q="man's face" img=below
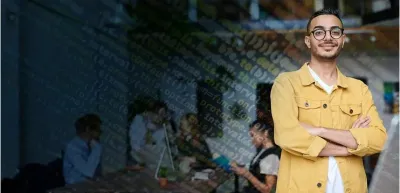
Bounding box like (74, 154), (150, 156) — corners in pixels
(89, 123), (102, 141)
(305, 15), (346, 60)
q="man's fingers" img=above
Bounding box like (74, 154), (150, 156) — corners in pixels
(352, 117), (362, 128)
(352, 117), (367, 128)
(360, 116), (370, 123)
(358, 116), (371, 127)
(351, 120), (358, 128)
(359, 118), (371, 128)
(352, 116), (371, 128)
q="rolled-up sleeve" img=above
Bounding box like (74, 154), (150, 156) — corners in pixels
(271, 74), (327, 161)
(348, 84), (387, 156)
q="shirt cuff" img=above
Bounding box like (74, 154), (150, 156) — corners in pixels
(347, 128), (368, 155)
(304, 136), (327, 160)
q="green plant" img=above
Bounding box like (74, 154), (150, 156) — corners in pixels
(230, 102), (247, 120)
(159, 166), (168, 178)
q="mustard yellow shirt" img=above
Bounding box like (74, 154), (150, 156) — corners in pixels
(271, 63), (387, 193)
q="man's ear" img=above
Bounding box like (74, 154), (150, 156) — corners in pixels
(342, 34), (346, 48)
(304, 36), (311, 49)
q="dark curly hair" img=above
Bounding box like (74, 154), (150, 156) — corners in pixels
(306, 8), (343, 33)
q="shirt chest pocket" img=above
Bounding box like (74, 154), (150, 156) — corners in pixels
(339, 104), (362, 129)
(295, 97), (321, 126)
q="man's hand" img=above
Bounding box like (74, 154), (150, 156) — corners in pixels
(89, 129), (101, 141)
(89, 139), (100, 149)
(352, 116), (371, 128)
(300, 122), (323, 136)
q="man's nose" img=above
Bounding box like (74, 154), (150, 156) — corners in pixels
(324, 31), (332, 40)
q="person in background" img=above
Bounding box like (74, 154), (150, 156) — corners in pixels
(63, 114), (103, 184)
(175, 113), (213, 173)
(230, 120), (280, 193)
(270, 8), (387, 193)
(129, 100), (177, 169)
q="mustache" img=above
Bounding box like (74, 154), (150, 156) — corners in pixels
(318, 42), (338, 46)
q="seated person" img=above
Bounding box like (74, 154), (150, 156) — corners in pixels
(63, 114), (103, 184)
(230, 120), (280, 193)
(129, 101), (177, 170)
(175, 113), (214, 172)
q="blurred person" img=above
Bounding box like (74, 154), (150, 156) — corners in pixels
(128, 100), (177, 170)
(270, 8), (387, 193)
(230, 120), (280, 193)
(175, 113), (213, 173)
(63, 114), (103, 184)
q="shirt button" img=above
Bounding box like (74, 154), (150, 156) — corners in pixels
(317, 182), (322, 188)
(350, 109), (353, 114)
(323, 104), (327, 108)
(305, 102), (309, 107)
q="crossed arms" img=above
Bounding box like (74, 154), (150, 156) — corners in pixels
(270, 76), (387, 161)
(300, 117), (370, 157)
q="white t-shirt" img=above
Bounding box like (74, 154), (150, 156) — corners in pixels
(252, 148), (280, 175)
(308, 65), (344, 193)
(129, 114), (177, 170)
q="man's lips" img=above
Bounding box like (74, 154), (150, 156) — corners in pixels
(319, 44), (337, 48)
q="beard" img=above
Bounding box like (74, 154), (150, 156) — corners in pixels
(312, 41), (342, 60)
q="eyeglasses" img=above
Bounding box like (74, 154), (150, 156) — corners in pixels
(310, 27), (344, 40)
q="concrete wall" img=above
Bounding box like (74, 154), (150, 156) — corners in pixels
(1, 0), (21, 178)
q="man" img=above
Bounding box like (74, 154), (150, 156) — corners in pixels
(63, 114), (103, 184)
(270, 8), (387, 193)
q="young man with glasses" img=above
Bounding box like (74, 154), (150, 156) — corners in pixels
(270, 8), (387, 193)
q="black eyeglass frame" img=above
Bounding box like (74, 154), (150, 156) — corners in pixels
(309, 27), (344, 40)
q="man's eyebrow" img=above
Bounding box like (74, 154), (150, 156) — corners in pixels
(313, 25), (324, 29)
(313, 25), (341, 30)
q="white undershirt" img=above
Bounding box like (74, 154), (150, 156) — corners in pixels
(251, 148), (280, 175)
(308, 65), (344, 193)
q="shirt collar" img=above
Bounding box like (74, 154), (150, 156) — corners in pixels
(299, 62), (348, 88)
